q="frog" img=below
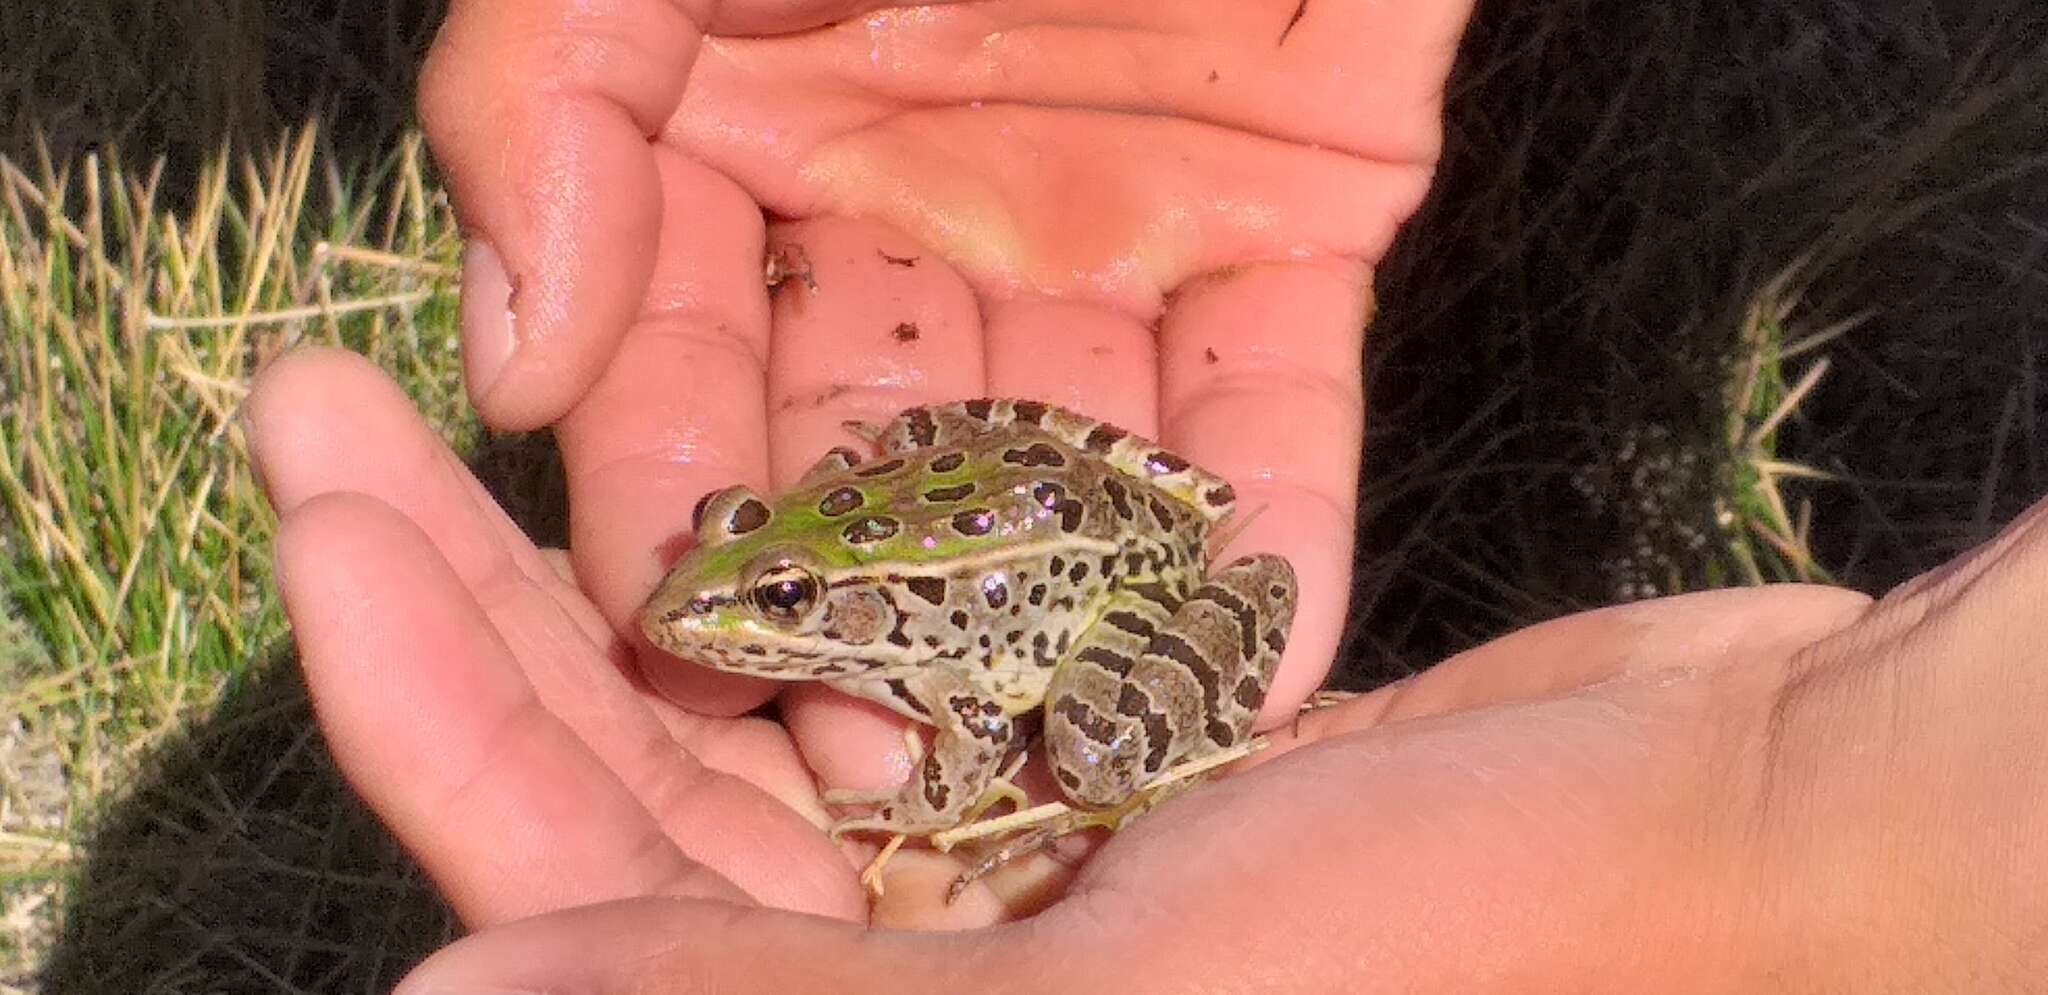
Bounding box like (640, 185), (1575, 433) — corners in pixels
(638, 398), (1296, 891)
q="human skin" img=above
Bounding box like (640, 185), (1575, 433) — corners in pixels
(413, 0), (1469, 803)
(255, 0), (2048, 988)
(255, 354), (2048, 989)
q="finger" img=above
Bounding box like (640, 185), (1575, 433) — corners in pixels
(553, 145), (778, 716)
(249, 348), (581, 634)
(763, 216), (988, 793)
(276, 492), (745, 924)
(761, 215), (987, 475)
(1157, 257), (1373, 725)
(1270, 585), (1875, 752)
(983, 298), (1161, 429)
(420, 0), (701, 428)
(395, 896), (1043, 995)
(251, 351), (865, 919)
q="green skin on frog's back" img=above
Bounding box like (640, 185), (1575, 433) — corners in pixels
(639, 398), (1296, 841)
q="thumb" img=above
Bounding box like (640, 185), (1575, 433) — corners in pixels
(394, 897), (1021, 994)
(1283, 584), (1873, 746)
(420, 0), (698, 428)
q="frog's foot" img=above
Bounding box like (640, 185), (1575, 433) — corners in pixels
(840, 418), (886, 446)
(957, 750), (1033, 823)
(857, 833), (908, 898)
(828, 804), (963, 841)
(821, 726), (929, 812)
(943, 803), (1134, 904)
(822, 787), (898, 809)
(1301, 689), (1359, 712)
(962, 776), (1031, 822)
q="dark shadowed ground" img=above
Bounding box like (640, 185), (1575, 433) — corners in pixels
(11, 0), (2047, 989)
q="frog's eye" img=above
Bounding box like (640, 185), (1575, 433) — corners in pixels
(750, 562), (820, 624)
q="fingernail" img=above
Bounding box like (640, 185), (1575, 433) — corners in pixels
(460, 239), (517, 402)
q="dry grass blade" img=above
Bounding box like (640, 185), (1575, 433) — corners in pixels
(0, 121), (473, 987)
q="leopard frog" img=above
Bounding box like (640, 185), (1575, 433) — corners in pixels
(639, 399), (1296, 870)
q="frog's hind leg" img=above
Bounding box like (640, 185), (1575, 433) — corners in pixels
(1044, 554), (1297, 816)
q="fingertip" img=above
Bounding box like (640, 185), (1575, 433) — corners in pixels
(459, 106), (661, 430)
(421, 0), (692, 431)
(247, 348), (411, 511)
(273, 489), (411, 598)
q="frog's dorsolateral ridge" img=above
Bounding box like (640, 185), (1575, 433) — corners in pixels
(639, 399), (1296, 896)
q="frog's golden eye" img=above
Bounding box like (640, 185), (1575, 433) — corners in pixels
(751, 562), (820, 624)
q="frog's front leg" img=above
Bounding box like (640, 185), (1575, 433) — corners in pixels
(827, 670), (1016, 839)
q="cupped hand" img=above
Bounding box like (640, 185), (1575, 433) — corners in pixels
(391, 488), (2048, 991)
(419, 0), (1472, 799)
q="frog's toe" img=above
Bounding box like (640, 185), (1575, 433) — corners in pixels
(822, 787), (898, 808)
(830, 808), (956, 840)
(840, 418), (885, 445)
(858, 833), (907, 898)
(963, 777), (1032, 822)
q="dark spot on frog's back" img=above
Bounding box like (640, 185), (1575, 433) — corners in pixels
(905, 408), (938, 446)
(1144, 450), (1189, 476)
(1147, 495), (1177, 529)
(842, 515), (900, 544)
(1102, 477), (1133, 519)
(818, 486), (863, 517)
(928, 451), (966, 474)
(729, 499), (771, 535)
(922, 482), (976, 503)
(952, 508), (996, 536)
(963, 399), (995, 420)
(1083, 424), (1127, 453)
(1011, 400), (1048, 425)
(854, 458), (906, 478)
(1003, 443), (1065, 468)
(981, 576), (1009, 609)
(1204, 483), (1236, 507)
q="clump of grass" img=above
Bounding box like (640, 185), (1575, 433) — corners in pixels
(0, 122), (468, 982)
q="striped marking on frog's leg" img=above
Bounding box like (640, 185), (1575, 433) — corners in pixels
(873, 399), (1240, 522)
(1044, 553), (1297, 812)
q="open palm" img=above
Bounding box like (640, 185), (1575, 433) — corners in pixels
(264, 0), (1471, 934)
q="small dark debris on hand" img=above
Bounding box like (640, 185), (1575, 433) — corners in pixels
(893, 322), (921, 343)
